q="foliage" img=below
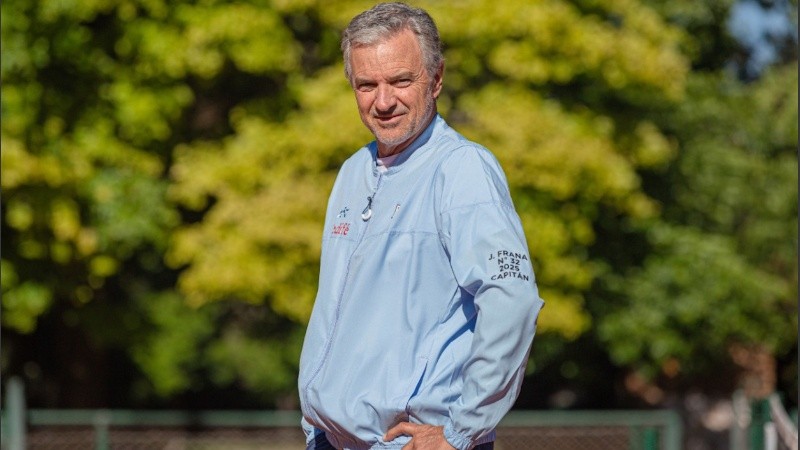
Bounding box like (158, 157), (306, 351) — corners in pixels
(1, 0), (795, 407)
(1, 0), (181, 333)
(597, 64), (798, 380)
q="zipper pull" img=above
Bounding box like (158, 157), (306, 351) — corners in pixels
(361, 196), (373, 221)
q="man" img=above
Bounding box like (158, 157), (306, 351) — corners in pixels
(298, 3), (544, 449)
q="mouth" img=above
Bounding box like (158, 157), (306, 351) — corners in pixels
(374, 114), (404, 125)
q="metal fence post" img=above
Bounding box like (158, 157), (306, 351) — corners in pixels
(94, 410), (111, 450)
(5, 377), (27, 450)
(642, 427), (659, 450)
(732, 390), (751, 450)
(662, 409), (683, 450)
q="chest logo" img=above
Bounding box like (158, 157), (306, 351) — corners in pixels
(337, 207), (350, 218)
(332, 222), (350, 236)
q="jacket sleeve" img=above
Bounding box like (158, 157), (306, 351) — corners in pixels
(436, 147), (544, 450)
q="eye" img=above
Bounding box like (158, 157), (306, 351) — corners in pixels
(357, 82), (376, 92)
(394, 79), (412, 87)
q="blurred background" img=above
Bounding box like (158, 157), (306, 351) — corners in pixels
(1, 0), (797, 449)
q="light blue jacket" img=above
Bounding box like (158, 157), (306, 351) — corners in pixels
(299, 115), (544, 450)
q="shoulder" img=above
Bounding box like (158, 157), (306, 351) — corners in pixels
(432, 119), (504, 175)
(433, 129), (512, 211)
(331, 144), (374, 187)
(340, 143), (375, 171)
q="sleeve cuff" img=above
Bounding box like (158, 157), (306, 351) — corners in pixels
(443, 421), (474, 450)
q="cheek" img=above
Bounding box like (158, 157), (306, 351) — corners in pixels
(403, 88), (429, 108)
(355, 94), (374, 113)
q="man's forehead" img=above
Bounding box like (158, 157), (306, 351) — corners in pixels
(351, 36), (423, 72)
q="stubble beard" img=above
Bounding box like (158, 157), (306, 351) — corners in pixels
(371, 87), (437, 153)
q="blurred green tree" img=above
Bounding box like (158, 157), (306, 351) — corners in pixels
(596, 64), (798, 400)
(1, 0), (187, 405)
(587, 0), (798, 404)
(2, 0), (794, 409)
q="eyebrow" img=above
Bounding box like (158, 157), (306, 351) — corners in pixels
(387, 71), (415, 82)
(353, 76), (375, 85)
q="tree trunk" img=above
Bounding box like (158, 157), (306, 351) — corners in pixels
(728, 343), (776, 399)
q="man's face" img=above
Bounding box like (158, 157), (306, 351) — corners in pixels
(349, 29), (443, 157)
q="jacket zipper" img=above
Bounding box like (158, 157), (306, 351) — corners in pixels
(303, 172), (384, 396)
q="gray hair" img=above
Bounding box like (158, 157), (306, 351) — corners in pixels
(341, 2), (444, 82)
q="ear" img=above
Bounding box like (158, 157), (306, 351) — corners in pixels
(431, 63), (444, 99)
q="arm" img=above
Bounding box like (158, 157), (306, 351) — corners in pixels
(438, 149), (544, 449)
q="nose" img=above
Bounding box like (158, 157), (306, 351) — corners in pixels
(374, 84), (396, 112)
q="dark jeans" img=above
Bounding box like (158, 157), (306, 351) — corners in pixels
(310, 433), (494, 450)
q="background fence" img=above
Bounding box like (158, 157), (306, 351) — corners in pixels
(1, 375), (680, 450)
(3, 409), (681, 450)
